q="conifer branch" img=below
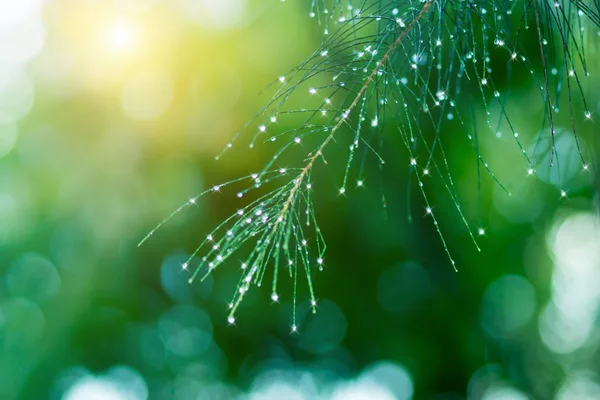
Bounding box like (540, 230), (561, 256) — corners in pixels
(278, 0), (434, 221)
(141, 0), (599, 330)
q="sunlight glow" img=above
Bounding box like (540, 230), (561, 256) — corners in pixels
(103, 19), (138, 54)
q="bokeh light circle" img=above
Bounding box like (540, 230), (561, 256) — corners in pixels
(0, 114), (18, 159)
(361, 361), (414, 400)
(158, 305), (213, 360)
(297, 299), (347, 354)
(6, 252), (61, 304)
(480, 274), (536, 339)
(0, 68), (35, 121)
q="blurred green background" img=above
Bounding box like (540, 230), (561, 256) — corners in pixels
(1, 0), (600, 399)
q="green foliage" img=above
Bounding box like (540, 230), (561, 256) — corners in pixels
(142, 0), (599, 329)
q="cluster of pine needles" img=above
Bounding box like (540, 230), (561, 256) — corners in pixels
(140, 0), (599, 331)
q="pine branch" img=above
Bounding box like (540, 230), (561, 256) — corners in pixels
(278, 0), (434, 222)
(141, 0), (599, 330)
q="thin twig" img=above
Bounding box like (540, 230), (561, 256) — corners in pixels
(277, 0), (434, 219)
